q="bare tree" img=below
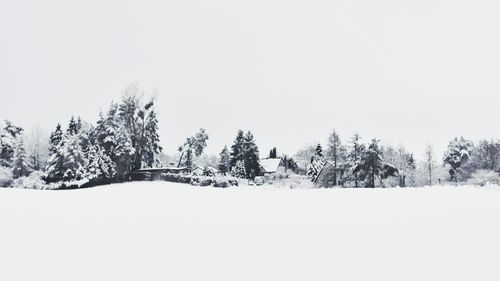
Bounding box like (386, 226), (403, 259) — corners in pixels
(425, 144), (436, 186)
(25, 125), (49, 171)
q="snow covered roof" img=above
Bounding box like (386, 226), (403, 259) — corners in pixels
(260, 158), (283, 173)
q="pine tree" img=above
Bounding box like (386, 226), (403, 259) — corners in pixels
(218, 146), (231, 175)
(315, 144), (323, 158)
(347, 133), (365, 187)
(12, 138), (32, 179)
(231, 160), (247, 178)
(269, 147), (277, 158)
(443, 137), (473, 182)
(67, 116), (79, 135)
(46, 134), (86, 182)
(61, 134), (86, 181)
(49, 124), (63, 154)
(95, 103), (135, 179)
(85, 145), (116, 183)
(353, 139), (385, 188)
(230, 130), (245, 168)
(0, 120), (24, 167)
(242, 131), (260, 178)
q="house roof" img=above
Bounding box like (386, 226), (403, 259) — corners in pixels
(260, 158), (282, 173)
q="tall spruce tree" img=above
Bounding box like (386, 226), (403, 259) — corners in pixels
(353, 139), (385, 188)
(242, 131), (260, 178)
(49, 124), (63, 154)
(230, 130), (245, 168)
(12, 138), (32, 179)
(347, 133), (365, 187)
(218, 146), (231, 175)
(67, 116), (79, 135)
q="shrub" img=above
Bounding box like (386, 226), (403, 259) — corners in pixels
(468, 170), (500, 187)
(10, 171), (49, 189)
(0, 166), (13, 187)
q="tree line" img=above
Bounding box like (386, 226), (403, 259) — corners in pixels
(300, 130), (500, 187)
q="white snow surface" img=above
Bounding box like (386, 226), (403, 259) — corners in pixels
(1, 182), (499, 281)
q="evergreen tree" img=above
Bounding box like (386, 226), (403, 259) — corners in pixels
(218, 146), (231, 175)
(118, 85), (163, 171)
(315, 144), (323, 158)
(67, 116), (79, 135)
(443, 137), (473, 182)
(353, 139), (385, 188)
(469, 139), (499, 171)
(61, 134), (86, 181)
(0, 120), (24, 167)
(49, 124), (63, 154)
(12, 138), (32, 179)
(230, 130), (245, 168)
(242, 131), (260, 178)
(231, 160), (247, 178)
(46, 134), (86, 182)
(95, 103), (135, 179)
(287, 157), (298, 172)
(85, 145), (116, 184)
(346, 133), (365, 187)
(269, 147), (277, 158)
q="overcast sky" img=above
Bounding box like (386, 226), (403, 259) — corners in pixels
(1, 0), (499, 160)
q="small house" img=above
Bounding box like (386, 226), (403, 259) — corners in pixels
(259, 158), (286, 175)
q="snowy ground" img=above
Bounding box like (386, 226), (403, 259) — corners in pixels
(1, 182), (499, 281)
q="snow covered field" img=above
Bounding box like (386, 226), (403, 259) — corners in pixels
(1, 182), (499, 281)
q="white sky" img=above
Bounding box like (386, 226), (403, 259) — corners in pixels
(1, 0), (499, 160)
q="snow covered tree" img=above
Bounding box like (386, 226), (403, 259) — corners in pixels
(424, 144), (436, 186)
(49, 124), (63, 154)
(231, 160), (246, 178)
(286, 157), (298, 172)
(396, 148), (416, 187)
(230, 130), (245, 168)
(242, 131), (260, 178)
(443, 137), (474, 182)
(25, 126), (49, 171)
(326, 130), (347, 186)
(67, 116), (80, 136)
(119, 84), (163, 171)
(84, 145), (116, 184)
(346, 133), (365, 187)
(94, 103), (135, 179)
(352, 139), (396, 188)
(12, 138), (32, 179)
(46, 134), (86, 182)
(469, 139), (499, 172)
(315, 144), (323, 158)
(177, 128), (209, 169)
(0, 120), (24, 167)
(218, 146), (231, 175)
